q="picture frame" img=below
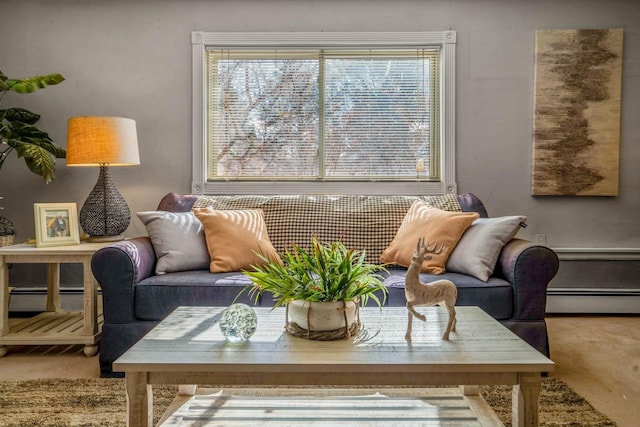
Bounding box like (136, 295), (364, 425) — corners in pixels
(34, 203), (80, 247)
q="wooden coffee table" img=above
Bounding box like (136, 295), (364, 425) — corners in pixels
(114, 306), (554, 427)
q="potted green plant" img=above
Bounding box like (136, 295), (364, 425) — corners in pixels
(0, 70), (66, 244)
(243, 237), (388, 340)
(0, 198), (15, 246)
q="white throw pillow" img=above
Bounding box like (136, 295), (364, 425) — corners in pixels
(446, 216), (526, 282)
(137, 211), (210, 274)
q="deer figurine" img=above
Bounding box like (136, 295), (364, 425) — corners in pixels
(405, 237), (458, 341)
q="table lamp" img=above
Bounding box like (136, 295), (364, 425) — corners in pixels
(66, 116), (140, 242)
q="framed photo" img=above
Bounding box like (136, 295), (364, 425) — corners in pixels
(34, 203), (80, 247)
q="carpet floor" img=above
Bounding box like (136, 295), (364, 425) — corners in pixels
(0, 377), (615, 427)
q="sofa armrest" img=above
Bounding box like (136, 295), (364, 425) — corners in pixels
(498, 238), (559, 321)
(91, 237), (156, 323)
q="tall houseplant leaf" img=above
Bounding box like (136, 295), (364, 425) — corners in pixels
(0, 69), (66, 183)
(3, 73), (65, 93)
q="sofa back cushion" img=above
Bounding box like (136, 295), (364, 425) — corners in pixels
(190, 194), (462, 263)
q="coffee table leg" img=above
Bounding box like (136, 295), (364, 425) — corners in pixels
(461, 385), (480, 396)
(512, 372), (541, 427)
(125, 372), (153, 427)
(179, 384), (197, 395)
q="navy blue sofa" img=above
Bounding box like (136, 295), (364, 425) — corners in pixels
(92, 192), (559, 377)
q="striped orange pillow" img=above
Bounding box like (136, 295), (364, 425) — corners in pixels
(193, 208), (282, 273)
(380, 201), (478, 274)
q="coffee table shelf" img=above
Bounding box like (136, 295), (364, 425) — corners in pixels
(158, 387), (504, 426)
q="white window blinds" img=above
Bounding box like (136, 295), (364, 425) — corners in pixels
(206, 48), (440, 182)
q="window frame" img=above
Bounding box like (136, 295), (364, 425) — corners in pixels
(192, 31), (457, 195)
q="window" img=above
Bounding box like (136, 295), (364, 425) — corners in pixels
(192, 32), (457, 195)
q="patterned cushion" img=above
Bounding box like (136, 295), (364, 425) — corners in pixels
(193, 194), (461, 264)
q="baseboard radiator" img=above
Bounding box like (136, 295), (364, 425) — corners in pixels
(8, 287), (87, 313)
(546, 247), (640, 314)
(8, 247), (640, 315)
(546, 288), (640, 314)
(9, 290), (640, 316)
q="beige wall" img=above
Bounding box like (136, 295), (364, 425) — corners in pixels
(1, 0), (639, 255)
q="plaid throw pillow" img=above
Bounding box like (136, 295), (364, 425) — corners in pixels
(193, 194), (461, 263)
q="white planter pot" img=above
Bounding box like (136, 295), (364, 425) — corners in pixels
(288, 300), (358, 332)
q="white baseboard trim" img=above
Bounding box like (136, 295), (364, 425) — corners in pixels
(546, 288), (640, 314)
(553, 247), (640, 260)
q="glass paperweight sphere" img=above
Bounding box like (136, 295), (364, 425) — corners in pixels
(219, 303), (257, 342)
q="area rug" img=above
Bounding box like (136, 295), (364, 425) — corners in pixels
(0, 377), (615, 426)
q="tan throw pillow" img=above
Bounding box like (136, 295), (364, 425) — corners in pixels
(193, 208), (282, 273)
(380, 201), (479, 274)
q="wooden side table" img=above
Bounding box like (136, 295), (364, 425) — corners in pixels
(0, 242), (110, 357)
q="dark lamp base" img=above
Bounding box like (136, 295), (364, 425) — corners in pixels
(79, 165), (131, 239)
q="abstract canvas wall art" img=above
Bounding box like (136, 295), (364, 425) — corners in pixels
(532, 29), (623, 196)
